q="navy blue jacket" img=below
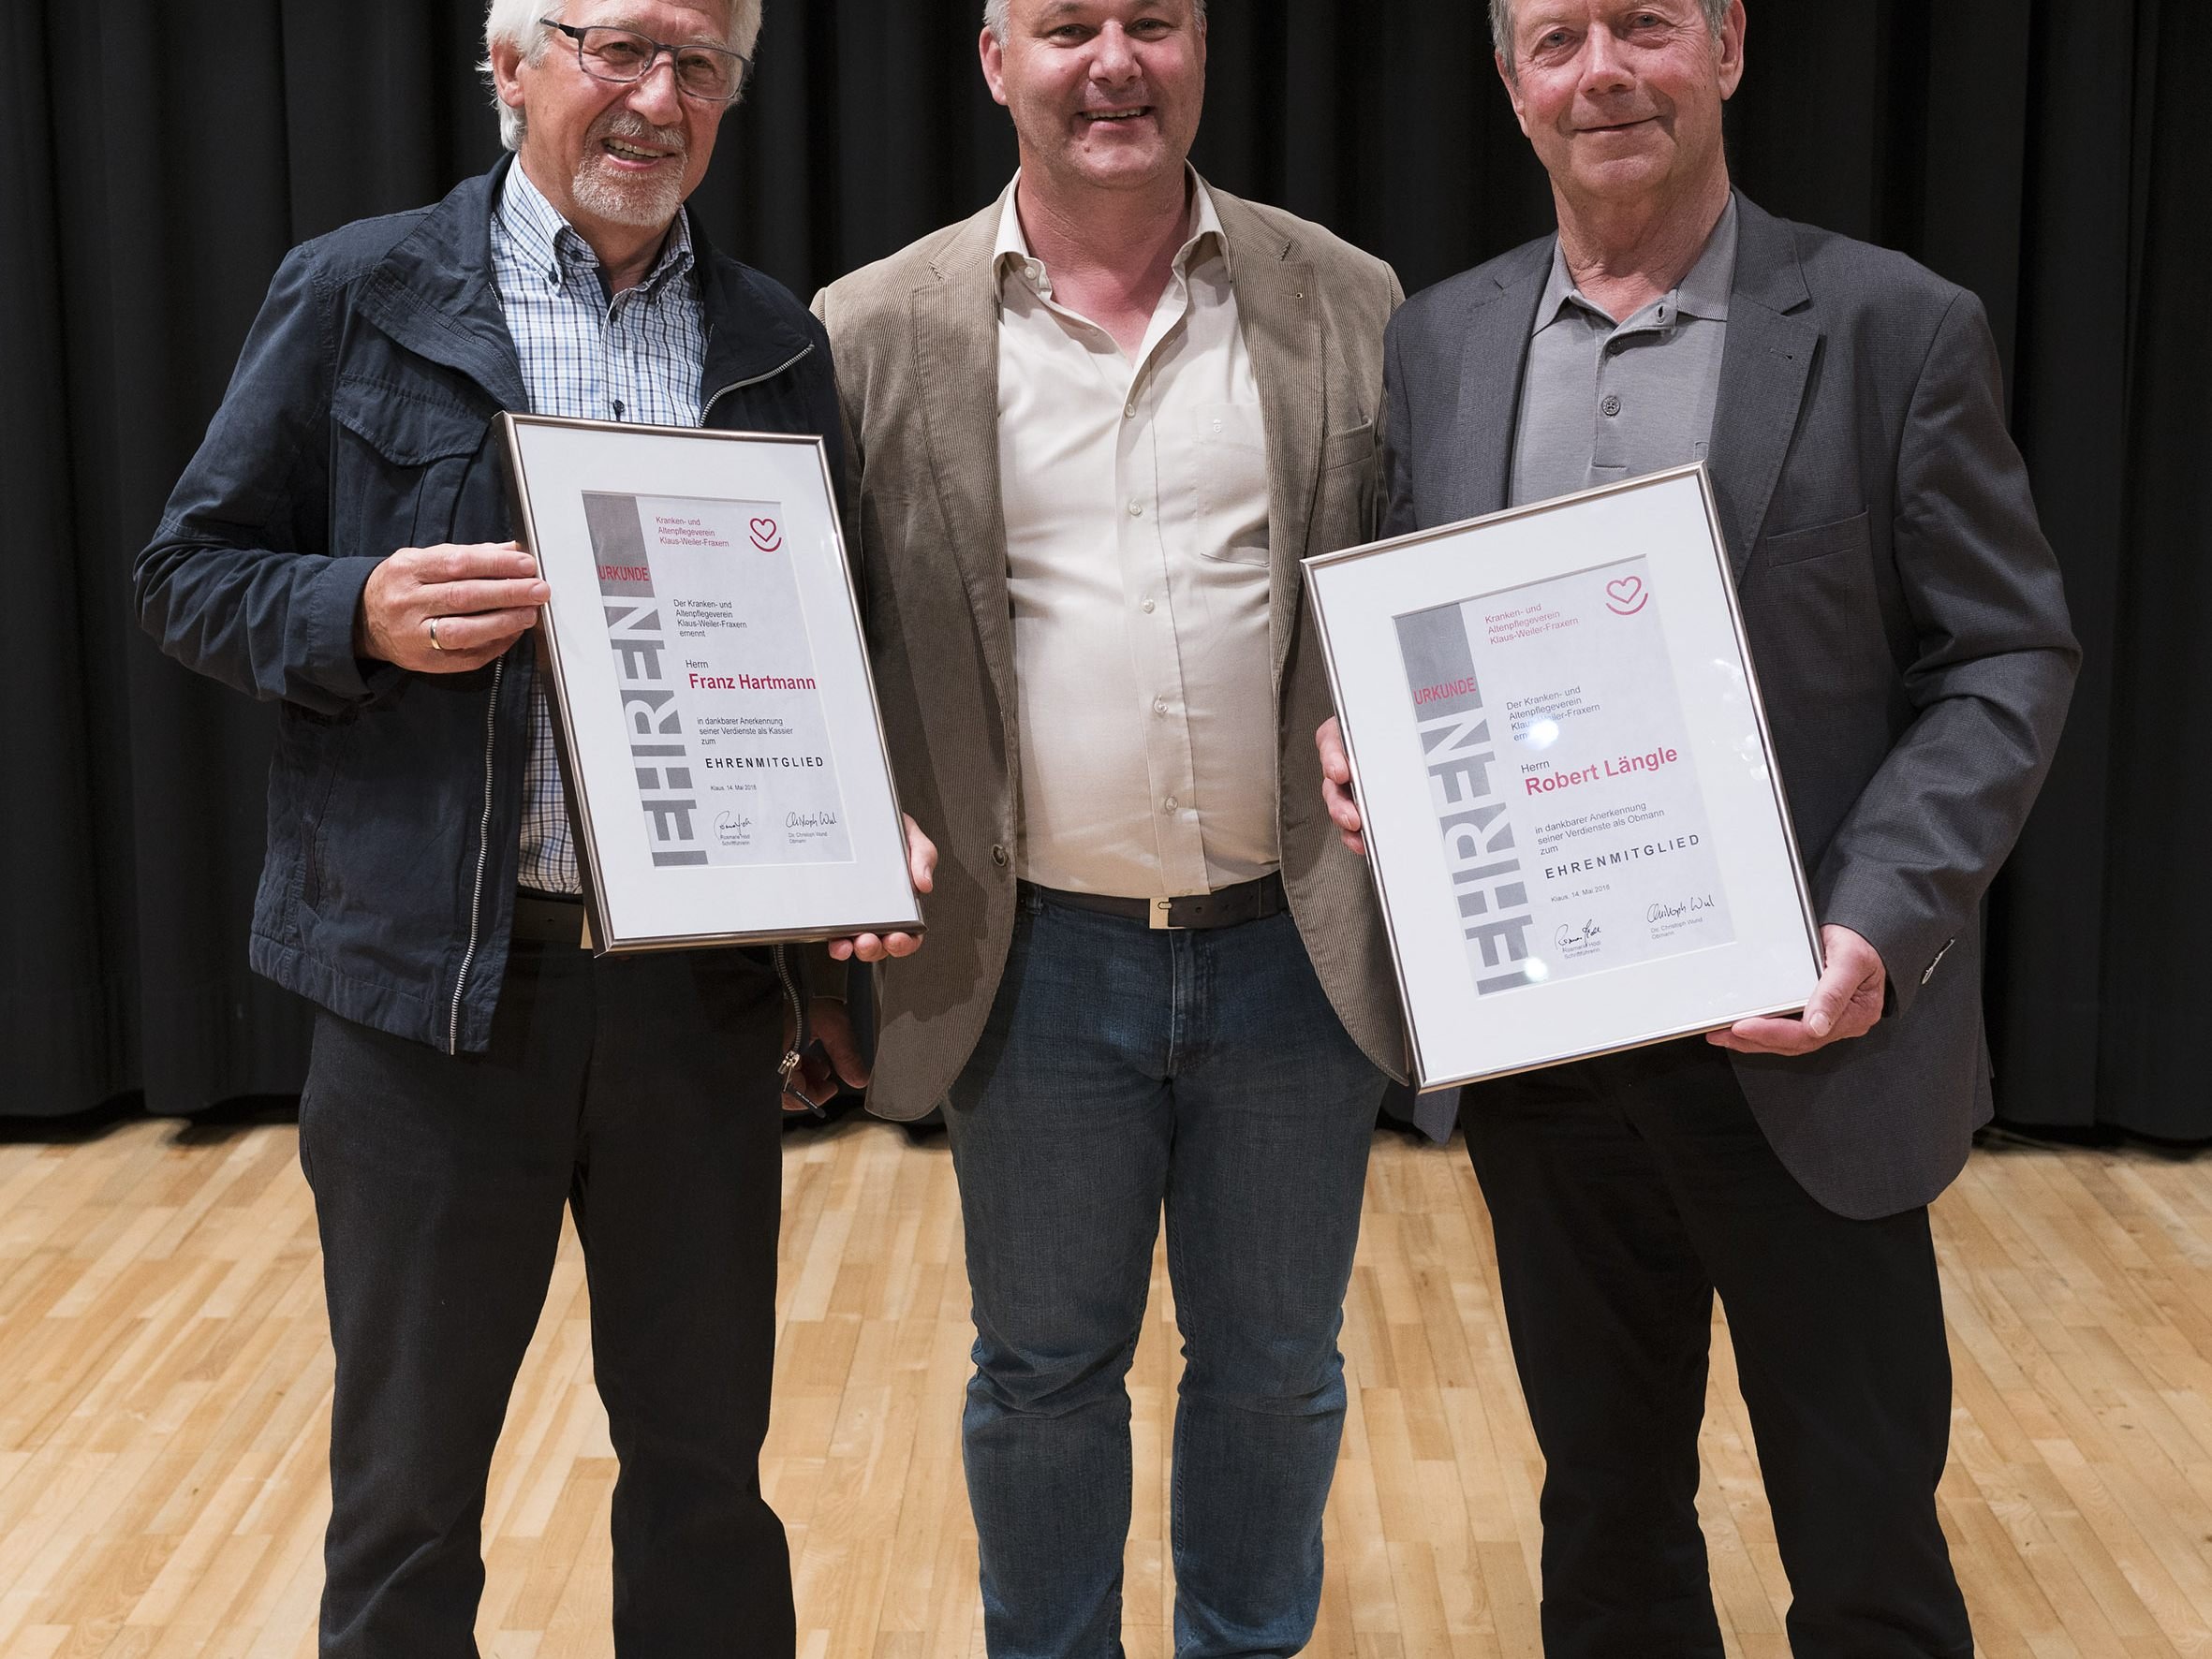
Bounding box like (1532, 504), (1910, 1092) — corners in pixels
(137, 159), (843, 1053)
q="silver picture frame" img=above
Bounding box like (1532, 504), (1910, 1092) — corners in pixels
(501, 414), (922, 955)
(1305, 463), (1821, 1090)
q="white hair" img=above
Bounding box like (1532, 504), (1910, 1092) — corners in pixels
(982, 0), (1207, 45)
(482, 0), (765, 151)
(1489, 0), (1729, 66)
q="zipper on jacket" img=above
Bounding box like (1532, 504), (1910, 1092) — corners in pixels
(449, 657), (507, 1054)
(706, 341), (819, 1103)
(700, 342), (816, 427)
(774, 944), (821, 1116)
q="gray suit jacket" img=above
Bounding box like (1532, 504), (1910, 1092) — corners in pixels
(816, 183), (1409, 1122)
(1383, 195), (2079, 1218)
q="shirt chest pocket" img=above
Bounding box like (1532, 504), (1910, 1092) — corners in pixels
(331, 380), (498, 555)
(1170, 399), (1272, 566)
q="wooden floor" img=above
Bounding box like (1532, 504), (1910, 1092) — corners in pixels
(1, 1111), (2208, 1658)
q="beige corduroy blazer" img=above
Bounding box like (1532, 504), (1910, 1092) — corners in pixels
(813, 180), (1408, 1121)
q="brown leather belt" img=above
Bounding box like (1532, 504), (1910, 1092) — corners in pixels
(1025, 873), (1285, 932)
(512, 891), (589, 947)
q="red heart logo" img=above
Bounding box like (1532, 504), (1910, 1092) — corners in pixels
(748, 517), (782, 551)
(1605, 576), (1648, 615)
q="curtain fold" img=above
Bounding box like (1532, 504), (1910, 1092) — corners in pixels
(3, 0), (2196, 1131)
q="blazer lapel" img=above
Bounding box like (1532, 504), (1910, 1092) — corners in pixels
(1454, 246), (1551, 522)
(1214, 190), (1323, 687)
(909, 209), (1017, 720)
(1708, 198), (1820, 576)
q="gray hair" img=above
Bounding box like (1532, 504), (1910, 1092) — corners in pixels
(1488, 0), (1729, 63)
(983, 0), (1208, 45)
(482, 0), (765, 151)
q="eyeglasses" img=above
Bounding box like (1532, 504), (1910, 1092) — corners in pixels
(540, 20), (753, 103)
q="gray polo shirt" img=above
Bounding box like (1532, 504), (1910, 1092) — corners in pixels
(1509, 195), (1740, 509)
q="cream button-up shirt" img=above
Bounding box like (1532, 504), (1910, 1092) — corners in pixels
(995, 173), (1277, 900)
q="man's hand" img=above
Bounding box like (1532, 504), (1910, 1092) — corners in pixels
(825, 814), (937, 962)
(1318, 717), (1367, 856)
(789, 817), (937, 1109)
(356, 541), (549, 672)
(1707, 925), (1886, 1056)
(788, 995), (870, 1108)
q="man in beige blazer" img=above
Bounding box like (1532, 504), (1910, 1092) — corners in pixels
(811, 1), (1408, 1652)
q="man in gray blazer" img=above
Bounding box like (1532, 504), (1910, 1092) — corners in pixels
(1322, 2), (2076, 1653)
(813, 1), (1408, 1652)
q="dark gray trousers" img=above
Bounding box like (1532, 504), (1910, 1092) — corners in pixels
(299, 933), (791, 1657)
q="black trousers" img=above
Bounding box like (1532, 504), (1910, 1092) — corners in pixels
(298, 932), (792, 1657)
(1464, 1039), (1971, 1659)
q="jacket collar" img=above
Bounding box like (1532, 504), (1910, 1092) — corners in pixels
(1208, 185), (1326, 687)
(1706, 194), (1818, 573)
(691, 207), (818, 402)
(909, 201), (1018, 720)
(354, 155), (813, 414)
(355, 160), (526, 412)
(1452, 236), (1552, 526)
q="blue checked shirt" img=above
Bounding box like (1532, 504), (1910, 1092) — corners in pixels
(490, 163), (706, 894)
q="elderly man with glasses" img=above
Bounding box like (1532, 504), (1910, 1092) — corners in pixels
(136, 3), (928, 1653)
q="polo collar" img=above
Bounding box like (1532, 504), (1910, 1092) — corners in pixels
(1534, 190), (1741, 336)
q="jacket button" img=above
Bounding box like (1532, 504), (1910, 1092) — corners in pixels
(992, 844), (1010, 868)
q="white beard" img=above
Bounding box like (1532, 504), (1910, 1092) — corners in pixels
(570, 113), (689, 228)
(570, 156), (686, 228)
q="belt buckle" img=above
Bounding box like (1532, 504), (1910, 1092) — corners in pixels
(1149, 898), (1181, 932)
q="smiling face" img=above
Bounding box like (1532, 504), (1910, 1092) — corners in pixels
(1498, 0), (1745, 213)
(980, 0), (1207, 199)
(493, 0), (734, 244)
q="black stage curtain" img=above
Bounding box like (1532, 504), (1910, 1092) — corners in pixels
(4, 1), (2202, 1132)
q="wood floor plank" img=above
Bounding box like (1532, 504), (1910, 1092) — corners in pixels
(0, 1118), (2207, 1656)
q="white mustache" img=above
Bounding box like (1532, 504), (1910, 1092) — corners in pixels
(592, 111), (686, 156)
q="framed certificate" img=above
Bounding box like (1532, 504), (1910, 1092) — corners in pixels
(500, 415), (922, 954)
(1306, 463), (1821, 1090)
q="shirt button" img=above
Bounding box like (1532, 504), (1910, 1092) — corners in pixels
(992, 844), (1010, 868)
(1163, 797), (1178, 813)
(1601, 394), (1623, 418)
(1128, 500), (1145, 517)
(1125, 404), (1138, 419)
(1142, 599), (1157, 614)
(1154, 698), (1169, 715)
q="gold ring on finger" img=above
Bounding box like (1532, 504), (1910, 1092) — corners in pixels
(427, 616), (446, 653)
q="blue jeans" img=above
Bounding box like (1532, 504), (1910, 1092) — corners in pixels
(945, 888), (1388, 1659)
